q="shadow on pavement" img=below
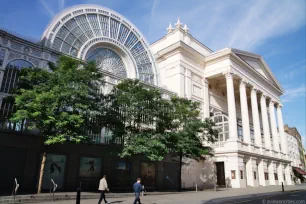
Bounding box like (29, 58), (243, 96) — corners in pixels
(108, 201), (124, 203)
(202, 191), (284, 204)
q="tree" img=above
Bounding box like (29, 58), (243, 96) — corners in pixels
(10, 56), (104, 193)
(104, 79), (169, 161)
(106, 79), (218, 190)
(164, 96), (218, 191)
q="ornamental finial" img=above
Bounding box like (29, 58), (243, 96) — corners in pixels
(175, 17), (182, 28)
(167, 22), (174, 33)
(183, 24), (189, 33)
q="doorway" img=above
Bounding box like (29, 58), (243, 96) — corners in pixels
(216, 162), (225, 186)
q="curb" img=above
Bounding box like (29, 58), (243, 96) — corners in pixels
(207, 189), (305, 204)
(0, 191), (194, 204)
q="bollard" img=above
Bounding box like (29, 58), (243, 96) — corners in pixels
(282, 182), (284, 192)
(76, 188), (81, 204)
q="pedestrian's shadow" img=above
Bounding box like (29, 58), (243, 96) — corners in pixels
(108, 201), (124, 203)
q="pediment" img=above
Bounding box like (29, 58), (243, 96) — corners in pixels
(232, 49), (283, 92)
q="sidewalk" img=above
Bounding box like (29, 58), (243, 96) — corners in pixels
(1, 184), (305, 203)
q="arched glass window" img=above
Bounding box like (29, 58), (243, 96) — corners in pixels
(0, 59), (33, 94)
(86, 48), (127, 78)
(211, 112), (229, 142)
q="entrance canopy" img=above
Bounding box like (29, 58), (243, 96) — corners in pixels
(293, 167), (306, 175)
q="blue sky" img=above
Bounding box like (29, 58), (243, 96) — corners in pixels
(0, 0), (305, 146)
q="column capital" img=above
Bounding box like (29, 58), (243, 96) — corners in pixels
(277, 103), (283, 109)
(239, 79), (248, 87)
(203, 78), (209, 85)
(260, 94), (267, 100)
(224, 72), (234, 79)
(251, 86), (258, 92)
(269, 100), (276, 106)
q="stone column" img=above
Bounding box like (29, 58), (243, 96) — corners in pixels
(260, 94), (272, 151)
(251, 87), (262, 147)
(258, 159), (267, 186)
(225, 72), (238, 140)
(269, 101), (279, 152)
(285, 164), (293, 185)
(239, 80), (251, 144)
(277, 104), (288, 156)
(246, 157), (258, 186)
(203, 78), (210, 119)
(277, 163), (284, 185)
(268, 161), (276, 185)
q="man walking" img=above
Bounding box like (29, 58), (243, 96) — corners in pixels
(98, 175), (109, 204)
(133, 178), (143, 204)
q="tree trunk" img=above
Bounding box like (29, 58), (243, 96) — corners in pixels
(178, 151), (183, 192)
(37, 152), (47, 194)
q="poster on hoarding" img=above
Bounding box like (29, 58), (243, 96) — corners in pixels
(41, 154), (66, 189)
(140, 162), (156, 188)
(79, 157), (102, 178)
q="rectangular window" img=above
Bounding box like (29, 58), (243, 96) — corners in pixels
(254, 171), (257, 180)
(274, 173), (278, 180)
(264, 172), (269, 180)
(237, 124), (243, 142)
(250, 128), (255, 144)
(231, 170), (236, 179)
(240, 170), (243, 179)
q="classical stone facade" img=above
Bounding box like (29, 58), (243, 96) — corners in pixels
(0, 4), (294, 191)
(151, 19), (293, 188)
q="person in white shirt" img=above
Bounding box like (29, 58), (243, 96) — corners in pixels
(98, 175), (109, 204)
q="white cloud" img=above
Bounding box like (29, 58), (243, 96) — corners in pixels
(39, 0), (66, 18)
(148, 0), (159, 39)
(147, 0), (306, 51)
(282, 84), (306, 102)
(39, 0), (56, 18)
(58, 0), (65, 11)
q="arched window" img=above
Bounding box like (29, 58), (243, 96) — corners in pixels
(211, 112), (229, 142)
(86, 48), (127, 78)
(0, 59), (33, 132)
(0, 59), (33, 93)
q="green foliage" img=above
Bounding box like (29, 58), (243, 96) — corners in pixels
(106, 79), (218, 162)
(10, 56), (104, 145)
(165, 96), (218, 160)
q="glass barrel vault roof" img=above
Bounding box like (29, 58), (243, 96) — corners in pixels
(41, 4), (157, 85)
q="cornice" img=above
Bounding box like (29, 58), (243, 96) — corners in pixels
(230, 53), (283, 94)
(0, 29), (60, 55)
(205, 49), (283, 96)
(154, 41), (206, 63)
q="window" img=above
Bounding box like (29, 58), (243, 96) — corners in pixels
(264, 172), (269, 180)
(274, 173), (278, 180)
(238, 124), (243, 142)
(0, 49), (5, 67)
(240, 170), (243, 179)
(86, 47), (127, 78)
(0, 59), (33, 94)
(231, 170), (236, 179)
(283, 174), (286, 181)
(211, 112), (229, 142)
(250, 128), (255, 144)
(254, 171), (257, 180)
